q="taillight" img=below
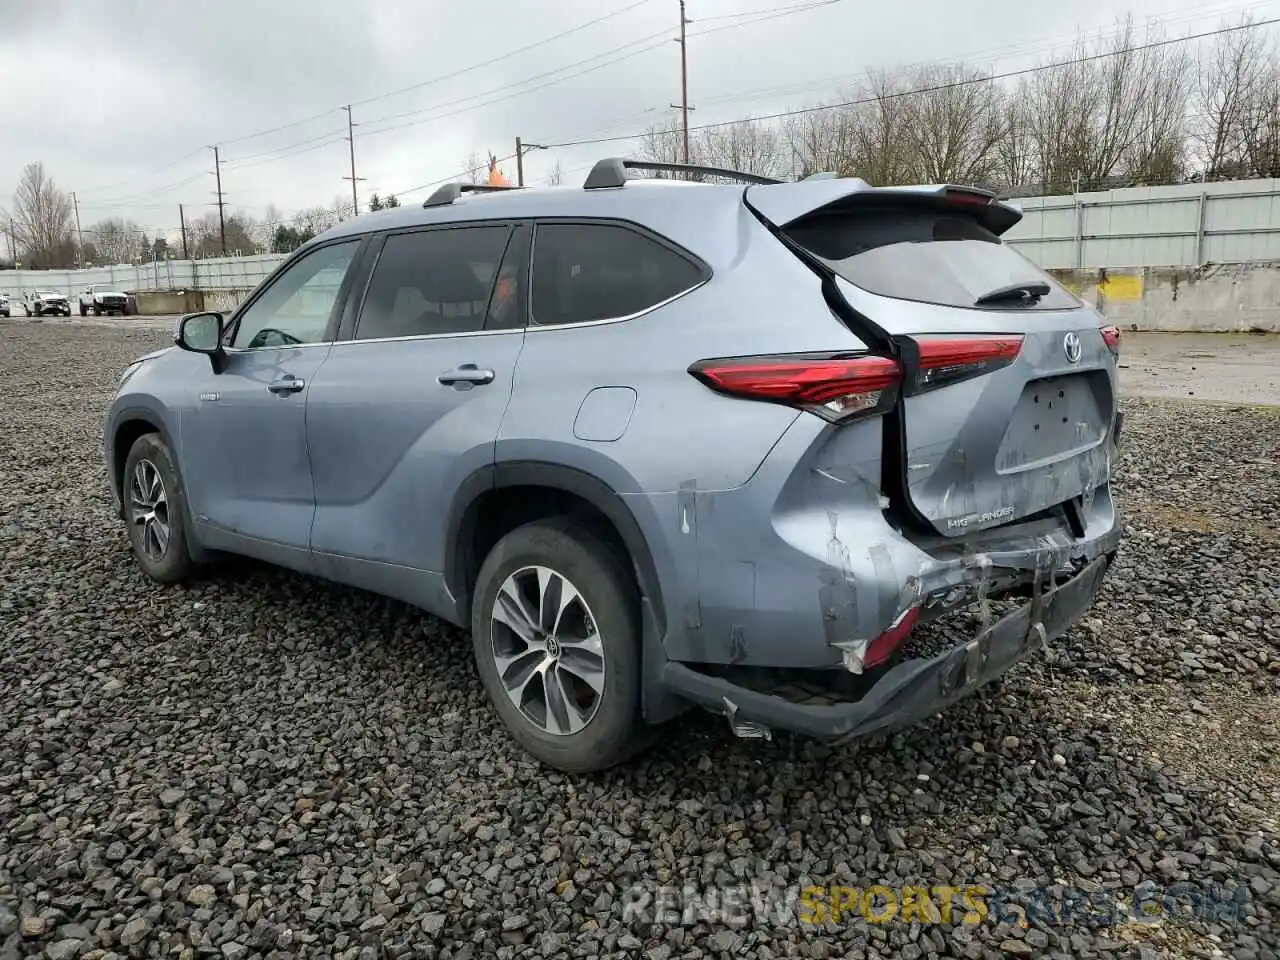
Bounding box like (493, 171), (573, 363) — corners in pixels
(906, 335), (1024, 395)
(863, 605), (920, 669)
(688, 352), (902, 422)
(1100, 324), (1121, 358)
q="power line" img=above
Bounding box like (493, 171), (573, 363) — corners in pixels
(354, 0), (846, 139)
(223, 129), (348, 167)
(690, 0), (1280, 110)
(695, 0), (840, 21)
(52, 2), (654, 201)
(686, 0), (843, 37)
(355, 29), (676, 135)
(348, 0), (652, 109)
(538, 15), (1280, 148)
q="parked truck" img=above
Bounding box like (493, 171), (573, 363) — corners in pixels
(80, 283), (130, 317)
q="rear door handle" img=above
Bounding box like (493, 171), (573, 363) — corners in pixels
(438, 363), (495, 387)
(268, 375), (306, 395)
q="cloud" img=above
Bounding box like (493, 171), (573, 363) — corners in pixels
(0, 0), (1252, 237)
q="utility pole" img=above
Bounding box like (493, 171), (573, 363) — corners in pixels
(5, 218), (15, 263)
(71, 191), (85, 265)
(675, 0), (692, 164)
(210, 146), (227, 255)
(342, 105), (366, 215)
(179, 204), (189, 260)
(514, 138), (548, 187)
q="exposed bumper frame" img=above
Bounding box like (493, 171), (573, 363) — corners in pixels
(661, 553), (1111, 740)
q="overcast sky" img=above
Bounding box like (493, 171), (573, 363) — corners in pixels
(0, 0), (1274, 239)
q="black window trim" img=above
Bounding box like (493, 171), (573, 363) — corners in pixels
(527, 217), (712, 331)
(221, 235), (373, 352)
(335, 220), (524, 345)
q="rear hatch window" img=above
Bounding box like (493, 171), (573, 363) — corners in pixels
(784, 207), (1080, 311)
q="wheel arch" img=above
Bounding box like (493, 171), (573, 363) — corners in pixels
(109, 406), (178, 515)
(444, 461), (667, 636)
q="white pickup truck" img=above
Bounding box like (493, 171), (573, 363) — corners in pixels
(79, 283), (130, 317)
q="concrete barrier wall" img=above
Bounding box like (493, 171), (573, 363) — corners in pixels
(134, 290), (205, 316)
(1047, 262), (1280, 333)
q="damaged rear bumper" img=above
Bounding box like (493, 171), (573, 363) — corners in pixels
(661, 553), (1110, 740)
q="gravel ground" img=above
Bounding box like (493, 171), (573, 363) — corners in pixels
(1, 321), (1278, 960)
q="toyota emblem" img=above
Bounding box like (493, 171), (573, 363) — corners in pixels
(1063, 331), (1083, 364)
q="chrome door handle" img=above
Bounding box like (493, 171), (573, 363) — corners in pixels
(438, 363), (495, 387)
(268, 375), (305, 395)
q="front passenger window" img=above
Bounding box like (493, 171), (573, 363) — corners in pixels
(232, 240), (360, 349)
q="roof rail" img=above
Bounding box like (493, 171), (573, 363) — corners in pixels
(422, 182), (522, 208)
(584, 157), (783, 190)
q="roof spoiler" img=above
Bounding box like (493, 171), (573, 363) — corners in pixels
(584, 157), (783, 190)
(423, 182), (522, 209)
(745, 180), (1024, 236)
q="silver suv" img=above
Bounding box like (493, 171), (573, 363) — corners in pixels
(104, 159), (1123, 772)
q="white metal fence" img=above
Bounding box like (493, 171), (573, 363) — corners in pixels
(1003, 177), (1280, 269)
(0, 254), (284, 300)
(2, 177), (1279, 301)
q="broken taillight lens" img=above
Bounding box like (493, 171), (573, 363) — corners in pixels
(688, 352), (902, 422)
(863, 605), (921, 669)
(1100, 324), (1121, 358)
(905, 335), (1024, 395)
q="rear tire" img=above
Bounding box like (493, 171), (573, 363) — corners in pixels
(121, 433), (198, 584)
(470, 518), (645, 773)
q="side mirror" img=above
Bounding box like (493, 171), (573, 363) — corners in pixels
(174, 312), (227, 372)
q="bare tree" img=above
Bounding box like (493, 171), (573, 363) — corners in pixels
(546, 160), (565, 186)
(1193, 16), (1272, 179)
(1018, 17), (1192, 191)
(696, 119), (789, 180)
(783, 106), (858, 179)
(897, 63), (1006, 186)
(993, 93), (1040, 193)
(1241, 56), (1280, 177)
(188, 211), (260, 257)
(293, 206), (339, 238)
(638, 117), (689, 176)
(461, 152), (484, 184)
(1121, 34), (1193, 184)
(83, 218), (142, 265)
(5, 162), (75, 266)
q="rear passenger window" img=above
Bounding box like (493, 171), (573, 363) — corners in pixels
(531, 223), (704, 326)
(355, 226), (512, 340)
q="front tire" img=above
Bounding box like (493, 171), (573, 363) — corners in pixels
(79, 304), (87, 316)
(93, 305), (101, 316)
(471, 518), (644, 773)
(122, 433), (197, 583)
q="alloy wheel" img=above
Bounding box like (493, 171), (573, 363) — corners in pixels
(129, 459), (171, 561)
(490, 565), (606, 736)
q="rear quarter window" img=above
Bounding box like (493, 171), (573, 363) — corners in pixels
(531, 222), (706, 326)
(786, 207), (1080, 311)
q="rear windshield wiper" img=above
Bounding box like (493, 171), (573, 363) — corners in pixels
(974, 281), (1051, 306)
